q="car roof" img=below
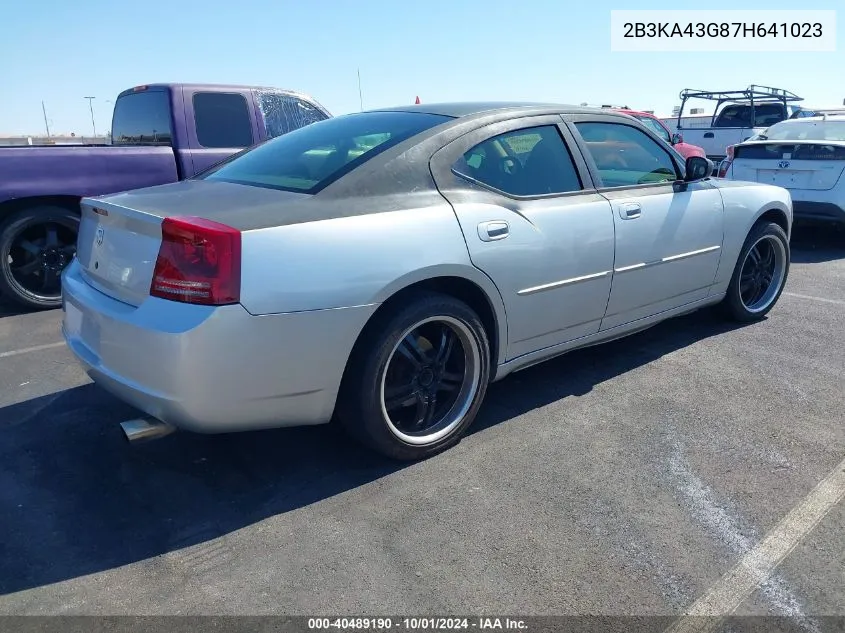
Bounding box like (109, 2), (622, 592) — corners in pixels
(615, 108), (653, 118)
(777, 114), (845, 123)
(368, 101), (614, 119)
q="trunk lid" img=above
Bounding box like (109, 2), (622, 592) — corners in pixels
(76, 200), (166, 307)
(732, 141), (845, 191)
(76, 179), (310, 306)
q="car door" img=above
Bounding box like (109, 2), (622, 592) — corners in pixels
(565, 115), (725, 331)
(430, 116), (616, 360)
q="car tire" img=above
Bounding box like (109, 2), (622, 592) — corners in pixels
(0, 205), (79, 311)
(721, 220), (790, 322)
(338, 291), (491, 461)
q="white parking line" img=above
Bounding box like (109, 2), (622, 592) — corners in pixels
(0, 341), (66, 359)
(664, 455), (845, 633)
(784, 292), (845, 307)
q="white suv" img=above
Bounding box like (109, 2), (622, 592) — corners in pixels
(721, 115), (845, 227)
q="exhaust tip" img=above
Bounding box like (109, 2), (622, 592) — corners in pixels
(120, 417), (176, 443)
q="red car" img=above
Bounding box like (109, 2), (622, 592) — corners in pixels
(614, 109), (707, 160)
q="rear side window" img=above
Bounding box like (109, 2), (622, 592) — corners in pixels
(716, 104), (785, 128)
(453, 125), (582, 197)
(201, 111), (451, 193)
(193, 92), (253, 148)
(575, 121), (679, 187)
(256, 91), (329, 139)
(111, 90), (173, 145)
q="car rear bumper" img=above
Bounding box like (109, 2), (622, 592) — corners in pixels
(61, 260), (377, 434)
(791, 201), (845, 224)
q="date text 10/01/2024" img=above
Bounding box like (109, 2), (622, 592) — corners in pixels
(308, 618), (528, 630)
(623, 22), (823, 38)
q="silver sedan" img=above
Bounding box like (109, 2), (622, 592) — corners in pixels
(61, 102), (793, 460)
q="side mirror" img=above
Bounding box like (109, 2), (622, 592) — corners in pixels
(685, 156), (713, 182)
(671, 133), (683, 145)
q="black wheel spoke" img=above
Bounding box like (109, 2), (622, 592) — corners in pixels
(435, 328), (455, 365)
(397, 335), (429, 369)
(437, 371), (464, 393)
(14, 260), (41, 276)
(18, 239), (41, 256)
(412, 393), (436, 429)
(45, 225), (59, 247)
(760, 245), (774, 267)
(41, 268), (59, 291)
(384, 383), (416, 411)
(748, 246), (761, 265)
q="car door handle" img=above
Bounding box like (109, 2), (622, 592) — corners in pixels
(618, 202), (641, 220)
(478, 221), (509, 242)
(704, 132), (714, 138)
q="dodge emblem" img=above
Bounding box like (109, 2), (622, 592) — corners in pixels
(96, 227), (104, 246)
(778, 160), (790, 169)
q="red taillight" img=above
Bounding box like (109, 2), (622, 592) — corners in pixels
(718, 145), (735, 178)
(150, 216), (241, 305)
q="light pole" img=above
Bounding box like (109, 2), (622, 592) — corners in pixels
(84, 96), (97, 137)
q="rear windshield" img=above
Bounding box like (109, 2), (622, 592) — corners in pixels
(111, 89), (173, 146)
(200, 111), (452, 193)
(757, 119), (845, 142)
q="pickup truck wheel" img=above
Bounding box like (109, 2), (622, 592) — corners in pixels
(337, 291), (491, 461)
(721, 221), (790, 322)
(0, 206), (79, 310)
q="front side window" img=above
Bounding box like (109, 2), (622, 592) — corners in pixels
(201, 111), (451, 193)
(256, 91), (329, 139)
(452, 125), (582, 197)
(111, 90), (173, 146)
(193, 92), (253, 148)
(575, 121), (679, 188)
(634, 115), (671, 144)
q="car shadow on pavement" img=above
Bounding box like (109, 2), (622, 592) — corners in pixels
(0, 307), (748, 596)
(789, 224), (845, 264)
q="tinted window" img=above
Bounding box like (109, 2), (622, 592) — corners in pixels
(575, 122), (679, 187)
(453, 126), (581, 196)
(715, 104), (785, 128)
(634, 115), (671, 143)
(193, 92), (253, 148)
(256, 91), (329, 139)
(111, 90), (173, 146)
(201, 111), (450, 193)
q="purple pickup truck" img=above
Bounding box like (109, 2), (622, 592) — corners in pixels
(0, 83), (331, 310)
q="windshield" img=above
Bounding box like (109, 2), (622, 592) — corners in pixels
(757, 119), (845, 142)
(633, 115), (670, 143)
(200, 111), (451, 193)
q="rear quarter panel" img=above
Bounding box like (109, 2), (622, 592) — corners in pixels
(709, 180), (792, 292)
(238, 201), (509, 364)
(0, 146), (179, 202)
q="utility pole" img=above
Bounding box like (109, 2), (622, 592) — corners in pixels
(357, 68), (363, 112)
(84, 96), (97, 137)
(41, 101), (51, 137)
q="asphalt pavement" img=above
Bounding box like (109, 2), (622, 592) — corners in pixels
(0, 226), (843, 624)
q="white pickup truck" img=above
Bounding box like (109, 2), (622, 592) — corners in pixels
(662, 86), (805, 163)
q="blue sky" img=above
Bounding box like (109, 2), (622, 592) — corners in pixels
(1, 0), (842, 135)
